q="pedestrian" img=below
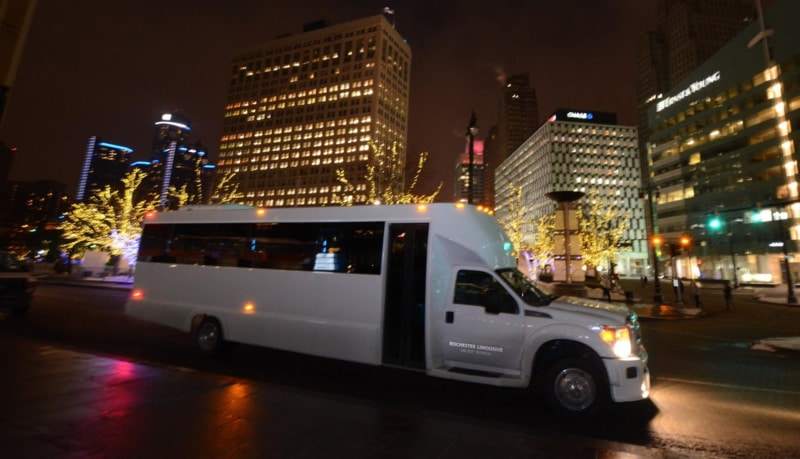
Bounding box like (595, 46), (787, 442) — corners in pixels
(643, 275), (648, 287)
(601, 276), (612, 301)
(724, 283), (733, 310)
(672, 278), (680, 301)
(691, 280), (701, 307)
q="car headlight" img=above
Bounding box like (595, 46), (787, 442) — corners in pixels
(599, 325), (632, 358)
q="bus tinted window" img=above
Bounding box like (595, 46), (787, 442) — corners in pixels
(138, 221), (384, 274)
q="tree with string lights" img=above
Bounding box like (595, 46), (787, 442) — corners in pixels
(168, 157), (244, 208)
(499, 183), (555, 279)
(577, 189), (629, 277)
(334, 140), (441, 205)
(58, 169), (159, 268)
(528, 213), (556, 279)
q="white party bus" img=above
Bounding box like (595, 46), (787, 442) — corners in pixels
(125, 203), (649, 417)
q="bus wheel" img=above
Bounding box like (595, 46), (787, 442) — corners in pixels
(195, 317), (224, 354)
(544, 357), (606, 418)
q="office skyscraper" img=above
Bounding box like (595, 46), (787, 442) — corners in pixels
(140, 112), (213, 209)
(646, 0), (800, 284)
(495, 109), (647, 278)
(453, 139), (485, 206)
(497, 73), (538, 163)
(217, 14), (411, 207)
(76, 136), (133, 201)
(636, 0), (757, 182)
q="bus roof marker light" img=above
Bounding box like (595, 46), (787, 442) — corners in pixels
(145, 211), (157, 220)
(243, 302), (255, 314)
(131, 289), (144, 300)
(455, 202), (466, 209)
(416, 204), (427, 213)
(256, 208), (267, 216)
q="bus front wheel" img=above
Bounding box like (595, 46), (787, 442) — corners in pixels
(195, 317), (224, 355)
(544, 357), (606, 418)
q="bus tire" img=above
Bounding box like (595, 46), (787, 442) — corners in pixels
(544, 356), (606, 418)
(195, 317), (225, 355)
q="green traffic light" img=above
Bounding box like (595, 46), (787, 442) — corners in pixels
(708, 217), (722, 230)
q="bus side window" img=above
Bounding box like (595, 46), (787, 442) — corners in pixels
(454, 270), (518, 314)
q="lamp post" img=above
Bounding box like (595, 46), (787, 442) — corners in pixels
(643, 186), (664, 303)
(651, 236), (663, 303)
(727, 232), (740, 288)
(466, 111), (478, 205)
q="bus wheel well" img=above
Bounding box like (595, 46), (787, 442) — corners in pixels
(530, 340), (604, 390)
(191, 314), (212, 332)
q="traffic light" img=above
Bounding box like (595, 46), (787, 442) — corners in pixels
(651, 235), (662, 257)
(708, 216), (722, 231)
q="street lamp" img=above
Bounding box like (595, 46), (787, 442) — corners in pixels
(651, 235), (664, 303)
(642, 185), (663, 303)
(466, 111), (478, 205)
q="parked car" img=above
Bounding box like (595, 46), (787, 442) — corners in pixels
(0, 251), (37, 318)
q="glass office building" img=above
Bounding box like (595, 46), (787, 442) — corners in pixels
(647, 0), (800, 284)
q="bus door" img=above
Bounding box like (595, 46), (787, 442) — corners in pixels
(382, 223), (428, 369)
(440, 269), (525, 374)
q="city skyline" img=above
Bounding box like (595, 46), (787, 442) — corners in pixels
(0, 0), (668, 198)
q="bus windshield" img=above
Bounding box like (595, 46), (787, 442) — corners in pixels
(496, 268), (557, 306)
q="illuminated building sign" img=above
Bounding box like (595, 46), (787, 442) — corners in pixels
(656, 71), (721, 112)
(549, 109), (617, 125)
(98, 142), (133, 153)
(567, 111), (593, 120)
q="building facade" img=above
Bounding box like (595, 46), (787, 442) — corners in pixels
(497, 73), (539, 163)
(76, 136), (133, 201)
(635, 0), (758, 242)
(4, 179), (70, 257)
(453, 139), (486, 206)
(481, 125), (499, 208)
(133, 112), (214, 209)
(496, 109), (648, 278)
(217, 14), (411, 207)
(647, 0), (800, 285)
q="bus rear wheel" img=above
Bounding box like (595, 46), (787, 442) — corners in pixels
(195, 317), (224, 354)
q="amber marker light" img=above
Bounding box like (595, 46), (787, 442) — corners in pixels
(416, 204), (428, 213)
(131, 289), (144, 300)
(455, 202), (466, 209)
(243, 302), (255, 314)
(145, 211), (157, 220)
(256, 207), (267, 216)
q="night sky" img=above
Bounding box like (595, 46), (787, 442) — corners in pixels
(0, 0), (660, 197)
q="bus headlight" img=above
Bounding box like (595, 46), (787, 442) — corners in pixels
(599, 325), (632, 358)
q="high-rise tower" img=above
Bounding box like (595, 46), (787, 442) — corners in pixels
(144, 112), (212, 208)
(217, 14), (411, 207)
(636, 0), (757, 183)
(497, 73), (538, 163)
(76, 136), (133, 201)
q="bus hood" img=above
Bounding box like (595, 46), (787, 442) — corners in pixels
(545, 296), (632, 324)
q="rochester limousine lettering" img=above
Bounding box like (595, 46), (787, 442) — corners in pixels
(449, 341), (504, 355)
